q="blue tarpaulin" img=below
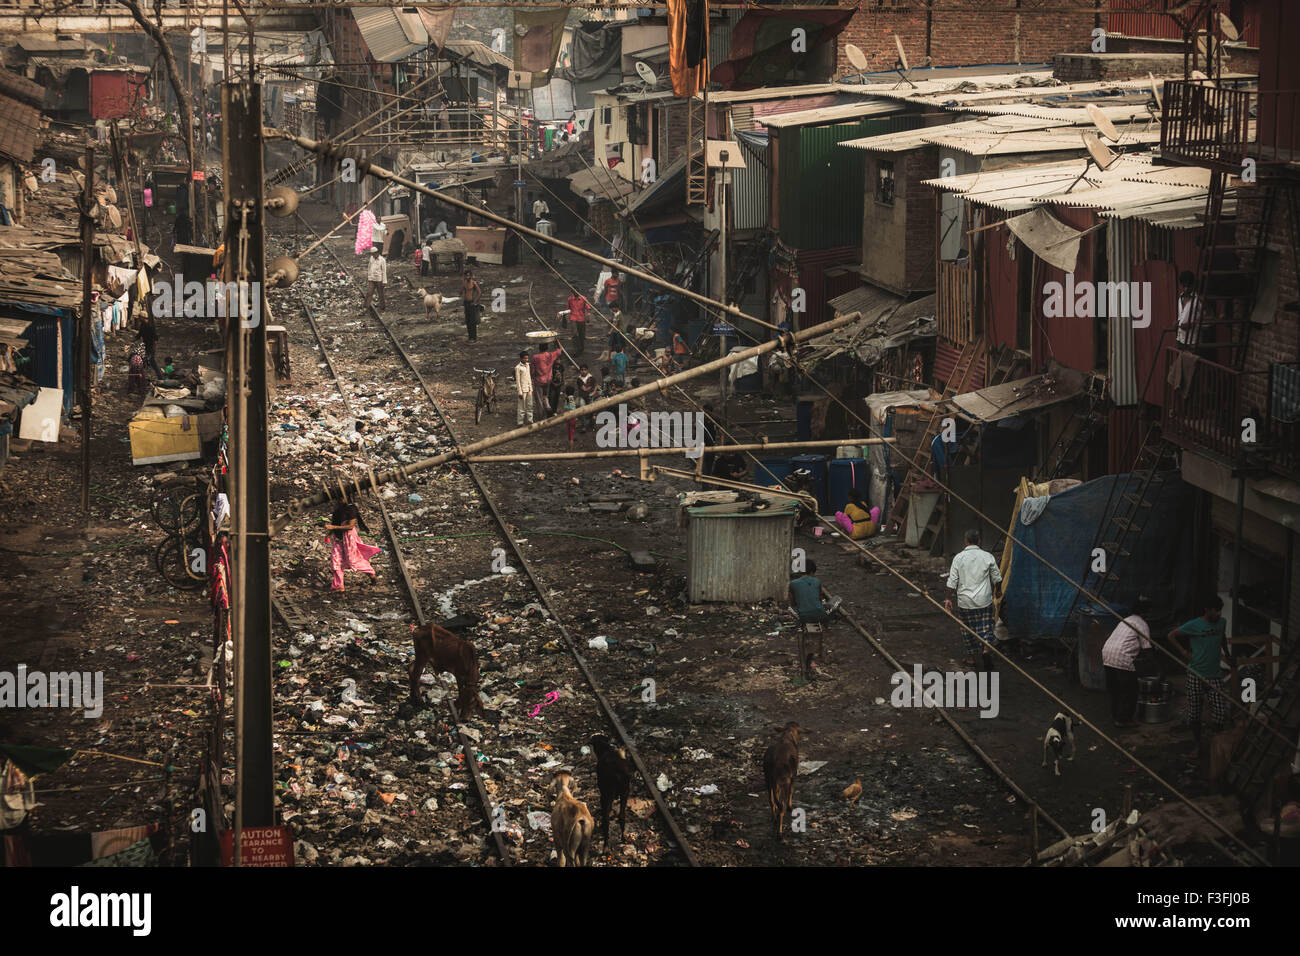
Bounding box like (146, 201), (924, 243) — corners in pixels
(1003, 472), (1194, 641)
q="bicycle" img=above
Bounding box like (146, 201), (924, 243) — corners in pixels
(474, 367), (497, 424)
(155, 527), (209, 590)
(152, 474), (206, 533)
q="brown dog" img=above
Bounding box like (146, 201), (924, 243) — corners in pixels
(408, 622), (482, 717)
(551, 771), (594, 867)
(763, 721), (802, 837)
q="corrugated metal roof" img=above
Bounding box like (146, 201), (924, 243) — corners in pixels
(922, 155), (1155, 212)
(567, 166), (637, 202)
(623, 154), (685, 217)
(0, 93), (42, 164)
(957, 103), (1153, 124)
(760, 100), (900, 128)
(951, 368), (1087, 423)
(693, 83), (842, 104)
(840, 115), (1066, 153)
(732, 130), (769, 231)
(443, 39), (512, 71)
(925, 123), (1160, 156)
(353, 8), (429, 63)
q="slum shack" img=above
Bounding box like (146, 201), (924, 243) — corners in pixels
(683, 496), (797, 603)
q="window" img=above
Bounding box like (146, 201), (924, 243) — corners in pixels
(875, 159), (895, 205)
(601, 105), (613, 126)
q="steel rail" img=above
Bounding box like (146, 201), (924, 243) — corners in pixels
(295, 292), (511, 864)
(292, 221), (700, 866)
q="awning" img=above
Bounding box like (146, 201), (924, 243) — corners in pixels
(950, 367), (1087, 423)
(806, 287), (937, 364)
(352, 7), (429, 63)
(1004, 207), (1083, 273)
(622, 154), (686, 218)
(568, 166), (637, 203)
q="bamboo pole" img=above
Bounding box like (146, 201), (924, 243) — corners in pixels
(270, 311), (863, 533)
(465, 438), (894, 464)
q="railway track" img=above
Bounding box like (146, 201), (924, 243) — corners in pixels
(269, 219), (698, 866)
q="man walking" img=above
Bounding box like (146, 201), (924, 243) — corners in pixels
(530, 340), (561, 419)
(1170, 594), (1230, 754)
(566, 291), (588, 357)
(1102, 597), (1153, 727)
(462, 268), (482, 342)
(531, 196), (550, 229)
(944, 529), (1003, 671)
(513, 350), (534, 425)
(788, 560), (841, 679)
(365, 246), (387, 311)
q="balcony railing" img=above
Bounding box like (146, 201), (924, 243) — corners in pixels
(1160, 80), (1300, 170)
(1162, 349), (1300, 481)
(937, 259), (973, 345)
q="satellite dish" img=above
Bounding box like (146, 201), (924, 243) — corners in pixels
(893, 35), (909, 73)
(635, 61), (657, 86)
(1080, 131), (1119, 170)
(1148, 72), (1163, 113)
(845, 44), (867, 72)
(1086, 103), (1119, 141)
(1218, 12), (1240, 41)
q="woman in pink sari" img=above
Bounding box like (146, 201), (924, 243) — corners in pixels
(325, 498), (381, 591)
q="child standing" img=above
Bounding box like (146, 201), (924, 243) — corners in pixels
(564, 386), (578, 452)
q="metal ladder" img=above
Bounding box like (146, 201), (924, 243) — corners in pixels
(1044, 385), (1110, 480)
(915, 348), (1024, 552)
(1057, 424), (1177, 643)
(1226, 638), (1300, 832)
(889, 337), (986, 536)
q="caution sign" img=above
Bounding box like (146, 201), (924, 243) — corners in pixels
(220, 826), (295, 867)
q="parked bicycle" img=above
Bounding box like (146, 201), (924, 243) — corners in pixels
(474, 367), (497, 424)
(151, 471), (212, 590)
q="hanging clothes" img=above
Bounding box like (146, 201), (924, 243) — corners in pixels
(668, 0), (710, 97)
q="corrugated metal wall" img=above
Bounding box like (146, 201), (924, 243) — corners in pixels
(731, 131), (769, 231)
(776, 114), (922, 251)
(686, 510), (794, 603)
(795, 244), (860, 329)
(933, 339), (986, 393)
(1107, 218), (1139, 406)
(1032, 204), (1098, 375)
(1108, 0), (1261, 46)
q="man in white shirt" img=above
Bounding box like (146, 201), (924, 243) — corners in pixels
(1175, 270), (1200, 348)
(944, 528), (1003, 671)
(531, 197), (550, 228)
(1102, 598), (1153, 727)
(514, 350), (534, 425)
(365, 247), (387, 311)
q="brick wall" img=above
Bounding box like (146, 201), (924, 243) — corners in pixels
(1239, 185), (1300, 419)
(1053, 52), (1184, 82)
(836, 0), (1099, 74)
(904, 149), (939, 291)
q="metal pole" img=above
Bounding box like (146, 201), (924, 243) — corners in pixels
(718, 154), (728, 425)
(78, 145), (95, 514)
(273, 309), (864, 530)
(225, 81), (274, 864)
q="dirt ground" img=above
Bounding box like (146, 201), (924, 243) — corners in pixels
(0, 194), (1249, 867)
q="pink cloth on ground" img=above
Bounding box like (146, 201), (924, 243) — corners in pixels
(834, 511), (855, 535)
(328, 528), (381, 589)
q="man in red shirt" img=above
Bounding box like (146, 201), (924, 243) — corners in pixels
(566, 292), (589, 357)
(530, 340), (561, 419)
(602, 270), (623, 312)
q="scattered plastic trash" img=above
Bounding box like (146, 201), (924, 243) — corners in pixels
(587, 636), (608, 651)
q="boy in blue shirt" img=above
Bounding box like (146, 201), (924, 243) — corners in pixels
(1170, 594), (1230, 753)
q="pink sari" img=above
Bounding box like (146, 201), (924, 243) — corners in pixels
(327, 528), (381, 590)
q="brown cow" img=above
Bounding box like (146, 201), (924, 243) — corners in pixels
(763, 721), (802, 837)
(408, 622), (482, 717)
